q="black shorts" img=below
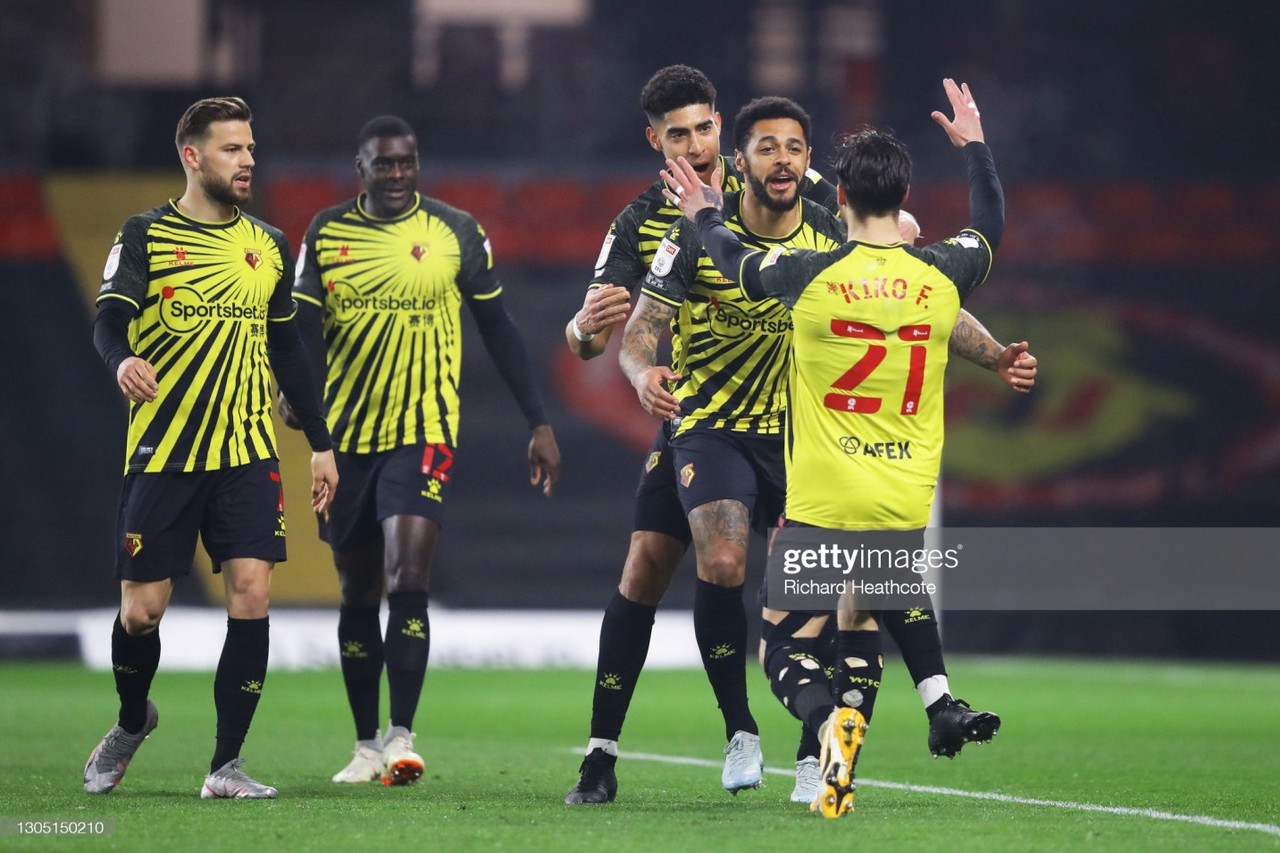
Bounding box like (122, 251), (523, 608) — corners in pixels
(632, 422), (692, 546)
(323, 443), (455, 552)
(670, 428), (786, 535)
(114, 459), (287, 582)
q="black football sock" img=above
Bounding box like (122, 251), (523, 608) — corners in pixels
(763, 636), (833, 750)
(112, 612), (160, 734)
(338, 604), (384, 742)
(879, 608), (947, 689)
(797, 724), (822, 762)
(694, 579), (756, 739)
(211, 616), (269, 773)
(588, 592), (657, 742)
(832, 629), (883, 723)
(385, 591), (430, 732)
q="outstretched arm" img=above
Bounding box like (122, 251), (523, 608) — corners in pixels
(618, 294), (682, 420)
(932, 78), (1004, 251)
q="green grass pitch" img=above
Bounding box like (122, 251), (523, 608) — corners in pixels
(3, 656), (1278, 851)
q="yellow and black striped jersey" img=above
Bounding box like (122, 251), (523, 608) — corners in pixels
(641, 192), (845, 436)
(589, 155), (835, 379)
(293, 193), (497, 452)
(750, 229), (994, 528)
(96, 202), (295, 473)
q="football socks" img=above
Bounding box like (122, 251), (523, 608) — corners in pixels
(385, 591), (430, 731)
(833, 629), (883, 723)
(111, 612), (161, 734)
(694, 579), (757, 739)
(338, 604), (384, 741)
(211, 616), (269, 773)
(589, 592), (657, 742)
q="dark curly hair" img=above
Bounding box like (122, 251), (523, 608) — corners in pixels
(640, 65), (716, 122)
(732, 96), (811, 154)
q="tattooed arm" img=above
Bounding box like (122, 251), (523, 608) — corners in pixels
(949, 309), (1038, 393)
(618, 294), (683, 419)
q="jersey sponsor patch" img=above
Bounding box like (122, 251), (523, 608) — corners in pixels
(593, 233), (616, 276)
(760, 245), (788, 270)
(650, 237), (680, 277)
(294, 242), (308, 279)
(103, 243), (122, 281)
(953, 234), (981, 249)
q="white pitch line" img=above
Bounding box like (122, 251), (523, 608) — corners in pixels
(606, 750), (1280, 838)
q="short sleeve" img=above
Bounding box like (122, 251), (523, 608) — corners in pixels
(96, 217), (151, 309)
(589, 210), (647, 290)
(457, 215), (501, 299)
(291, 215), (325, 310)
(640, 222), (697, 307)
(267, 230), (297, 320)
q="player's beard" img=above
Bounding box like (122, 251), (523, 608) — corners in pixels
(746, 169), (800, 213)
(201, 169), (251, 208)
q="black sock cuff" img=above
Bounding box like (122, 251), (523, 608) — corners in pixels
(607, 591), (657, 622)
(838, 628), (882, 656)
(387, 591), (429, 612)
(340, 603), (381, 617)
(695, 578), (744, 600)
(226, 616), (269, 640)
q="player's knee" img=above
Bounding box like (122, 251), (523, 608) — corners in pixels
(839, 609), (878, 632)
(696, 548), (745, 586)
(384, 563), (429, 597)
(619, 532), (683, 604)
(119, 604), (162, 635)
(223, 574), (271, 618)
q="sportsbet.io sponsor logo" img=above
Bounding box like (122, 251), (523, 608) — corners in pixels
(708, 299), (792, 340)
(328, 280), (437, 331)
(159, 286), (267, 335)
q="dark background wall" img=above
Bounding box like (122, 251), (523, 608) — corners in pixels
(1, 0), (1277, 659)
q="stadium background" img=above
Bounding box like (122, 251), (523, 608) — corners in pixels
(1, 0), (1277, 660)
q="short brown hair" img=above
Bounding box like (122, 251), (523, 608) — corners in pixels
(175, 97), (253, 150)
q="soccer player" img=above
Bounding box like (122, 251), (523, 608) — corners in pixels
(760, 209), (1033, 804)
(84, 96), (338, 799)
(664, 77), (1005, 817)
(619, 94), (852, 800)
(280, 115), (560, 786)
(564, 67), (840, 804)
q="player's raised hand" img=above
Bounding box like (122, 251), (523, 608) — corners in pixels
(661, 156), (723, 223)
(997, 341), (1037, 393)
(310, 449), (338, 513)
(931, 78), (985, 148)
(528, 424), (561, 498)
(116, 356), (159, 403)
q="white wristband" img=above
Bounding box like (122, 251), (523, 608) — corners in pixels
(571, 318), (595, 342)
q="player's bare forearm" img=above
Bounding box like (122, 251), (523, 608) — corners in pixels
(949, 309), (1001, 370)
(618, 297), (674, 385)
(619, 296), (682, 419)
(565, 321), (614, 360)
